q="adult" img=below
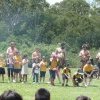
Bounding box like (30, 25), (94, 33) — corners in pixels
(6, 42), (18, 82)
(79, 44), (91, 67)
(32, 48), (41, 63)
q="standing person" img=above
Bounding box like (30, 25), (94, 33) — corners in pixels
(40, 56), (47, 83)
(21, 55), (29, 83)
(6, 42), (18, 82)
(32, 59), (40, 83)
(49, 55), (58, 86)
(13, 51), (22, 82)
(79, 44), (91, 67)
(96, 52), (100, 78)
(32, 48), (41, 63)
(0, 54), (6, 82)
(7, 55), (14, 82)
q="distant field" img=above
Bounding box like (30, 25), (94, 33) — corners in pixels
(0, 68), (100, 100)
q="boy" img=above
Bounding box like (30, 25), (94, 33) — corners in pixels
(49, 55), (58, 86)
(83, 60), (94, 86)
(40, 56), (47, 83)
(72, 70), (83, 87)
(13, 51), (22, 82)
(62, 64), (71, 86)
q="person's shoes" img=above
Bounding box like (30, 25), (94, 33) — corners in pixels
(13, 80), (16, 83)
(62, 83), (64, 86)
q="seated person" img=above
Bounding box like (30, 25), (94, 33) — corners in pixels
(72, 70), (83, 87)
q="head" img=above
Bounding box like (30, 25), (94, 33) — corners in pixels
(35, 88), (50, 100)
(15, 51), (20, 55)
(10, 42), (16, 48)
(76, 95), (91, 100)
(23, 54), (28, 59)
(35, 48), (40, 53)
(0, 90), (23, 100)
(82, 44), (87, 50)
(42, 56), (46, 61)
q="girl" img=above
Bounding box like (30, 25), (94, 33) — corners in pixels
(21, 55), (29, 83)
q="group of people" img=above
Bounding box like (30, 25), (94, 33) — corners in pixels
(0, 42), (100, 87)
(0, 88), (91, 100)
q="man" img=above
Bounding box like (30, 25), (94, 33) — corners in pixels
(79, 44), (90, 67)
(32, 48), (41, 63)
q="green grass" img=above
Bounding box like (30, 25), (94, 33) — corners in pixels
(0, 68), (100, 100)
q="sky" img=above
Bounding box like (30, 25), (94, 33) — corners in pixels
(46, 0), (93, 5)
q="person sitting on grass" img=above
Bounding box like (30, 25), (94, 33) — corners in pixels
(40, 56), (47, 83)
(0, 90), (23, 100)
(76, 95), (91, 100)
(62, 64), (71, 86)
(72, 70), (83, 87)
(0, 54), (6, 82)
(83, 60), (94, 87)
(49, 55), (59, 86)
(35, 88), (50, 100)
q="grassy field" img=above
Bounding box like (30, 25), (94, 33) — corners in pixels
(0, 68), (100, 100)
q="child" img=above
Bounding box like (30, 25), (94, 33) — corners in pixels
(13, 51), (22, 82)
(0, 54), (6, 82)
(7, 55), (14, 82)
(72, 70), (83, 87)
(62, 64), (71, 86)
(49, 55), (58, 86)
(40, 56), (47, 83)
(83, 60), (94, 86)
(21, 55), (29, 83)
(32, 59), (40, 83)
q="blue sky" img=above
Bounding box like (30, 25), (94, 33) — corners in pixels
(46, 0), (93, 5)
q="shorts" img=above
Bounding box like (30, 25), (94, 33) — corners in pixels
(84, 72), (92, 78)
(40, 71), (46, 77)
(62, 74), (68, 80)
(75, 78), (83, 83)
(50, 70), (56, 79)
(0, 68), (5, 74)
(13, 68), (21, 73)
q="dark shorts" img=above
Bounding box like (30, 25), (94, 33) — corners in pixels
(13, 69), (21, 73)
(62, 74), (68, 80)
(40, 71), (46, 77)
(75, 78), (83, 83)
(50, 70), (56, 79)
(97, 63), (100, 69)
(0, 68), (5, 74)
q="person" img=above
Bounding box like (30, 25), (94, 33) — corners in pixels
(76, 95), (91, 100)
(21, 54), (29, 83)
(79, 44), (91, 67)
(0, 54), (6, 82)
(32, 48), (41, 63)
(96, 52), (100, 78)
(0, 90), (23, 100)
(40, 56), (47, 83)
(6, 42), (18, 82)
(72, 70), (83, 87)
(32, 59), (40, 83)
(13, 51), (22, 82)
(62, 64), (71, 86)
(35, 88), (50, 100)
(49, 55), (58, 86)
(83, 60), (94, 87)
(6, 55), (14, 82)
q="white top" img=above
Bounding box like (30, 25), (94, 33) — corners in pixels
(32, 63), (40, 74)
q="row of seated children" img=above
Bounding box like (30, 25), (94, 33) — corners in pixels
(0, 88), (91, 100)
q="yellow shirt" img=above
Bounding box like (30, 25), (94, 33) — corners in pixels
(83, 64), (94, 72)
(0, 59), (6, 68)
(40, 61), (47, 72)
(13, 55), (22, 68)
(73, 74), (83, 79)
(62, 67), (71, 75)
(50, 59), (58, 70)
